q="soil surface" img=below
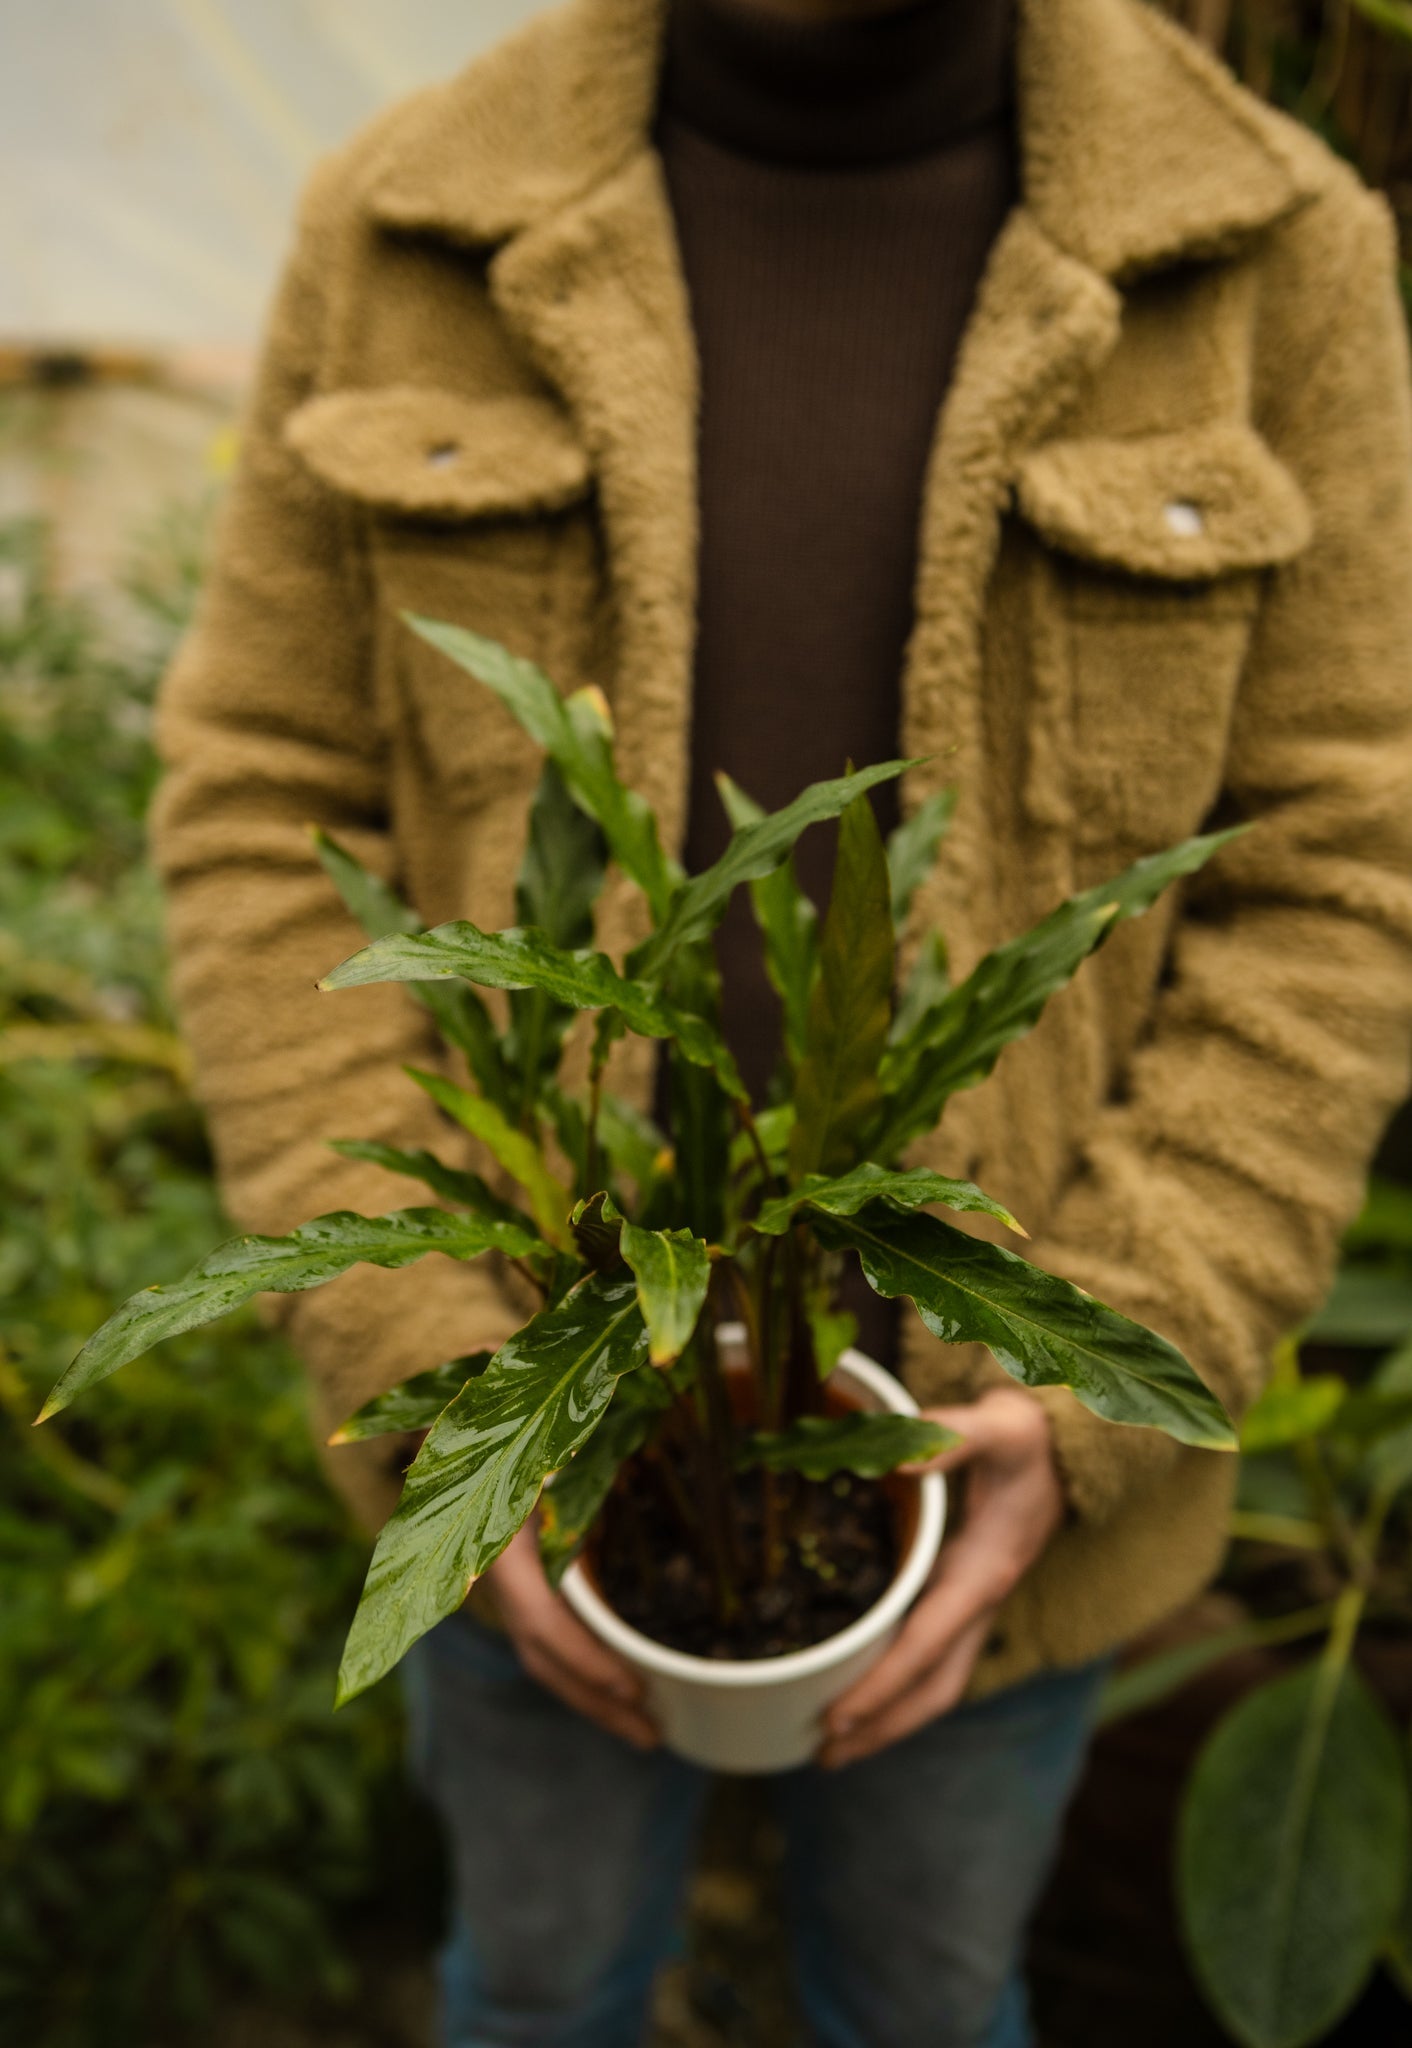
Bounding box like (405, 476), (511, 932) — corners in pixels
(590, 1452), (900, 1660)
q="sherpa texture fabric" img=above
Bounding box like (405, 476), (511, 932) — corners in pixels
(152, 0), (1412, 1696)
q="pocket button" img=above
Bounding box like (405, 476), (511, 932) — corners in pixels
(1162, 499), (1206, 539)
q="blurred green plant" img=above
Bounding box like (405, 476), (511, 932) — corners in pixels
(1101, 1177), (1412, 2046)
(0, 516), (430, 2047)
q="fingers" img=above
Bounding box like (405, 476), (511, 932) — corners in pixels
(817, 1390), (1064, 1765)
(487, 1522), (660, 1750)
(515, 1634), (661, 1750)
(900, 1388), (1053, 1475)
(817, 1613), (993, 1769)
(825, 1537), (1011, 1732)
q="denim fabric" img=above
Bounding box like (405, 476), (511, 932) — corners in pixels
(402, 1613), (1105, 2048)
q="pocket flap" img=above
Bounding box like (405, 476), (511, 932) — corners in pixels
(283, 385), (591, 521)
(1015, 422), (1311, 580)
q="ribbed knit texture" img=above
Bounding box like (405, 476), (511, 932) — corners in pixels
(657, 0), (1018, 1107)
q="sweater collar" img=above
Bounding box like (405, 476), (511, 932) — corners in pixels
(656, 0), (1015, 169)
(365, 0), (1319, 281)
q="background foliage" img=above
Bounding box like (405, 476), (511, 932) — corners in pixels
(0, 515), (437, 2047)
(1164, 0), (1412, 304)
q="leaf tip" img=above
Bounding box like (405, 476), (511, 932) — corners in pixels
(326, 1427), (350, 1447)
(32, 1397), (60, 1427)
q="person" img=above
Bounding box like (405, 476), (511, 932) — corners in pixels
(150, 0), (1412, 2041)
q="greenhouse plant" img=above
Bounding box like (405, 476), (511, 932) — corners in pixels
(39, 616), (1237, 1762)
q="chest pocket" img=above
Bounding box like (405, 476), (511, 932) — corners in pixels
(1012, 421), (1312, 854)
(285, 384), (601, 806)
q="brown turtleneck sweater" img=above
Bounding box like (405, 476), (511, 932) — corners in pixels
(657, 0), (1017, 1104)
(655, 0), (1016, 1362)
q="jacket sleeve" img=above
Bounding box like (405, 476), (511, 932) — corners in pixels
(1024, 184), (1412, 1524)
(150, 164), (520, 1528)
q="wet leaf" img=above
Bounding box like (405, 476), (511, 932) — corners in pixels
(737, 1412), (958, 1481)
(812, 1204), (1236, 1450)
(754, 1163), (1025, 1239)
(877, 829), (1243, 1156)
(323, 924), (744, 1102)
(619, 1220), (711, 1365)
(329, 1354), (494, 1444)
(39, 1210), (540, 1421)
(337, 1270), (649, 1701)
(537, 1369), (672, 1585)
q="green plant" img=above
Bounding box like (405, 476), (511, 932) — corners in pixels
(41, 615), (1238, 1702)
(0, 514), (427, 2046)
(1100, 1177), (1412, 2047)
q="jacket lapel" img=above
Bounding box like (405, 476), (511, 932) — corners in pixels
(488, 150), (700, 872)
(362, 0), (1319, 904)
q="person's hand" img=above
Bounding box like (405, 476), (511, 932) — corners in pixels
(816, 1387), (1065, 1769)
(483, 1520), (661, 1750)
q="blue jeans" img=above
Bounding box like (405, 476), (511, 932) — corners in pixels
(402, 1614), (1104, 2048)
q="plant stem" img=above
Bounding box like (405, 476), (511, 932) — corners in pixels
(584, 1061), (604, 1195)
(736, 1100), (776, 1193)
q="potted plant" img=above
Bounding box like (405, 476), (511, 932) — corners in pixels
(39, 616), (1236, 1773)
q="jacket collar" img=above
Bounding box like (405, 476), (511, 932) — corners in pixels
(364, 0), (1318, 279)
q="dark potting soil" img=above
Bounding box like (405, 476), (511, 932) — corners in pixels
(588, 1452), (903, 1661)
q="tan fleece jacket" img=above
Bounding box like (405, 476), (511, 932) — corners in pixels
(151, 0), (1412, 1695)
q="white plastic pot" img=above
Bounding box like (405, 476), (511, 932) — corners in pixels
(560, 1342), (947, 1774)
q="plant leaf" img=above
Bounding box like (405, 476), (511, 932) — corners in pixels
(876, 828), (1244, 1157)
(737, 1412), (958, 1481)
(596, 1093), (670, 1200)
(1179, 1662), (1410, 2047)
(38, 1209), (540, 1423)
(570, 1189), (624, 1271)
(328, 1138), (534, 1232)
(716, 772), (819, 1066)
(1097, 1602), (1338, 1727)
(311, 826), (420, 941)
(789, 791), (895, 1179)
(313, 825), (516, 1113)
(329, 1354), (494, 1444)
(537, 1367), (673, 1585)
(886, 787), (956, 929)
(638, 759), (922, 979)
(806, 1298), (856, 1379)
(336, 1270), (650, 1701)
(1239, 1377), (1348, 1454)
(323, 923), (745, 1103)
(1306, 1265), (1412, 1345)
(812, 1204), (1236, 1450)
(506, 759), (607, 1113)
(754, 1163), (1025, 1239)
(619, 1219), (712, 1365)
(890, 929), (950, 1046)
(402, 616), (677, 918)
(407, 1068), (574, 1251)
